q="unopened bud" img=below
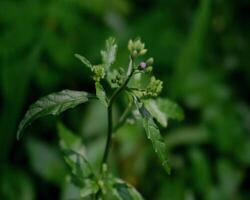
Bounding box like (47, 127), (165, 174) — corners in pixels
(139, 49), (147, 55)
(132, 50), (138, 58)
(146, 66), (153, 72)
(134, 40), (141, 49)
(128, 40), (133, 51)
(146, 57), (154, 66)
(139, 62), (147, 70)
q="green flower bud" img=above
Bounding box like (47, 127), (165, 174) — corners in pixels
(139, 49), (147, 56)
(146, 76), (163, 97)
(134, 39), (142, 50)
(92, 64), (105, 82)
(146, 57), (154, 66)
(132, 50), (138, 58)
(145, 66), (153, 73)
(128, 38), (147, 57)
(128, 39), (133, 51)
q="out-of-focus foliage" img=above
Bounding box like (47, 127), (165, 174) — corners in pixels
(0, 0), (250, 199)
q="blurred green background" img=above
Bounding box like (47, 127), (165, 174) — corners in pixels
(0, 0), (250, 199)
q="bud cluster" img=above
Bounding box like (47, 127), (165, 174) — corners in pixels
(146, 76), (163, 97)
(92, 64), (105, 82)
(128, 39), (148, 58)
(107, 69), (124, 88)
(138, 57), (154, 72)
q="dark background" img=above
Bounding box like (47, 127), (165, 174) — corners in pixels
(0, 0), (250, 199)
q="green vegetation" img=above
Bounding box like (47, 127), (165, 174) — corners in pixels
(0, 0), (250, 199)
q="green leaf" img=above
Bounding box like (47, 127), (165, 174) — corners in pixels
(143, 98), (183, 128)
(144, 99), (167, 127)
(57, 122), (86, 155)
(135, 100), (171, 173)
(17, 90), (94, 139)
(74, 54), (93, 69)
(156, 98), (184, 121)
(111, 178), (144, 200)
(101, 37), (117, 70)
(62, 179), (99, 200)
(79, 179), (99, 199)
(63, 149), (95, 186)
(95, 82), (108, 107)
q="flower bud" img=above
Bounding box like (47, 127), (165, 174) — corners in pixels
(139, 49), (147, 55)
(134, 40), (141, 50)
(132, 50), (138, 58)
(146, 57), (154, 66)
(128, 40), (133, 51)
(146, 66), (153, 72)
(139, 62), (147, 70)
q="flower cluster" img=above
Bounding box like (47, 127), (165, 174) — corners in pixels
(107, 69), (124, 88)
(128, 39), (147, 58)
(92, 64), (105, 82)
(146, 76), (163, 97)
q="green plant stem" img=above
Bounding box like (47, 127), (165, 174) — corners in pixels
(112, 99), (133, 133)
(101, 61), (134, 166)
(102, 105), (113, 164)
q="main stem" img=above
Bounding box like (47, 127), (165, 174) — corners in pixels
(101, 60), (134, 166)
(102, 105), (112, 164)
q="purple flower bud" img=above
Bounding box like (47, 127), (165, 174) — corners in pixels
(139, 62), (147, 70)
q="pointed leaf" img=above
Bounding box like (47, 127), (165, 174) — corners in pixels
(111, 178), (144, 200)
(95, 82), (108, 107)
(63, 149), (95, 186)
(75, 54), (92, 69)
(101, 37), (117, 70)
(135, 100), (170, 173)
(144, 99), (167, 127)
(156, 98), (184, 121)
(17, 90), (94, 139)
(144, 98), (184, 127)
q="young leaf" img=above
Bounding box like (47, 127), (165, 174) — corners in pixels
(74, 54), (93, 69)
(62, 149), (95, 186)
(143, 98), (184, 127)
(144, 99), (167, 127)
(156, 98), (184, 121)
(101, 37), (117, 70)
(17, 90), (94, 139)
(135, 100), (171, 173)
(95, 82), (108, 107)
(110, 178), (144, 200)
(79, 179), (99, 199)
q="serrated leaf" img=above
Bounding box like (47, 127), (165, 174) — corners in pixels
(95, 82), (108, 107)
(143, 98), (184, 127)
(135, 100), (170, 173)
(101, 37), (117, 70)
(156, 98), (184, 121)
(144, 99), (167, 127)
(111, 178), (144, 200)
(75, 54), (92, 69)
(17, 90), (94, 139)
(63, 149), (95, 186)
